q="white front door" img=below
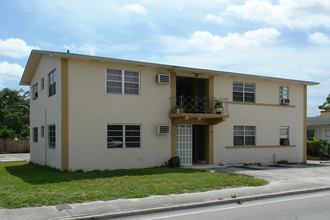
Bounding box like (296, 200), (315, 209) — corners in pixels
(176, 124), (193, 165)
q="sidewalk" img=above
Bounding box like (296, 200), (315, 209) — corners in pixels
(2, 161), (330, 220)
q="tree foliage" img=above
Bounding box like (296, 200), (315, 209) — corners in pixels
(0, 88), (30, 140)
(318, 94), (330, 111)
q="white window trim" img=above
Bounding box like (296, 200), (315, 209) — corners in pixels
(105, 69), (141, 95)
(233, 81), (255, 103)
(280, 126), (290, 145)
(48, 124), (56, 149)
(48, 69), (56, 97)
(233, 126), (256, 146)
(107, 124), (141, 149)
(325, 130), (330, 137)
(41, 77), (45, 91)
(279, 86), (289, 100)
(33, 83), (38, 100)
(33, 127), (38, 143)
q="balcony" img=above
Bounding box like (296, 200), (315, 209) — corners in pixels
(169, 96), (229, 125)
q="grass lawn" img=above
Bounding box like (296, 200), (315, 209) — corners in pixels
(0, 161), (267, 208)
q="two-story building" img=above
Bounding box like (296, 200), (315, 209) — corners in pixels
(20, 50), (318, 171)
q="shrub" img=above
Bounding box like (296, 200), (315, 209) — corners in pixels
(307, 137), (329, 157)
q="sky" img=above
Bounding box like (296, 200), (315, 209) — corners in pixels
(0, 0), (329, 116)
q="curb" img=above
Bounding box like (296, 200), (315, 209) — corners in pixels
(62, 186), (330, 220)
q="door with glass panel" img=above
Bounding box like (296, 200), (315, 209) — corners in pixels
(176, 125), (193, 165)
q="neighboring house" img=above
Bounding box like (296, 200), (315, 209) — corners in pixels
(20, 50), (318, 171)
(307, 111), (330, 142)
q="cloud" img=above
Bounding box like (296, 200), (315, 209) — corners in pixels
(0, 62), (24, 89)
(208, 0), (330, 29)
(187, 28), (280, 52)
(63, 44), (96, 55)
(0, 38), (40, 58)
(122, 4), (146, 14)
(308, 32), (330, 44)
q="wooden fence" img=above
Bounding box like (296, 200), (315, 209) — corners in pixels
(0, 138), (30, 153)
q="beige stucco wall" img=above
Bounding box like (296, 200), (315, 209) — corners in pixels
(67, 59), (171, 171)
(213, 75), (305, 164)
(29, 55), (62, 169)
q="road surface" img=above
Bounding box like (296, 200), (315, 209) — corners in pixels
(116, 191), (330, 220)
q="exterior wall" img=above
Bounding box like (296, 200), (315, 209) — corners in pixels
(308, 126), (330, 143)
(321, 111), (330, 116)
(29, 55), (62, 169)
(213, 75), (304, 164)
(67, 59), (171, 171)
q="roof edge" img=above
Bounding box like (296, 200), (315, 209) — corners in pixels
(20, 50), (320, 86)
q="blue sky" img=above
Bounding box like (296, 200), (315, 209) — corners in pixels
(0, 0), (329, 116)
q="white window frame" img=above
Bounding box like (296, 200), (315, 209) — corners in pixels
(233, 126), (256, 146)
(48, 124), (56, 149)
(33, 127), (38, 143)
(41, 77), (45, 90)
(325, 130), (330, 137)
(107, 124), (141, 148)
(233, 82), (255, 103)
(280, 126), (290, 145)
(41, 126), (44, 138)
(33, 83), (38, 100)
(279, 86), (289, 99)
(106, 69), (140, 95)
(49, 69), (56, 97)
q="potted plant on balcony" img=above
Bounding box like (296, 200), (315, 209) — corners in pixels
(173, 106), (180, 113)
(214, 100), (223, 114)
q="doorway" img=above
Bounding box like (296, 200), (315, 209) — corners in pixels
(176, 124), (208, 165)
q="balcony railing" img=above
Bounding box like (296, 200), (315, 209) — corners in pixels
(172, 96), (228, 114)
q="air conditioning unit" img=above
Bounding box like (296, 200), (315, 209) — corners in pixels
(280, 98), (290, 105)
(156, 74), (170, 84)
(280, 138), (290, 146)
(156, 125), (170, 134)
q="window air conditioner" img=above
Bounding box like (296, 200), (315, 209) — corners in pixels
(280, 138), (290, 146)
(156, 74), (170, 84)
(156, 125), (170, 134)
(280, 98), (290, 105)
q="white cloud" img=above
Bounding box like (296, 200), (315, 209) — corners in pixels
(308, 32), (330, 44)
(122, 4), (146, 14)
(0, 38), (39, 58)
(0, 62), (24, 89)
(208, 0), (330, 29)
(63, 44), (96, 55)
(187, 28), (280, 52)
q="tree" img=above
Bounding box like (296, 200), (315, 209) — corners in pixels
(0, 88), (30, 139)
(318, 94), (330, 111)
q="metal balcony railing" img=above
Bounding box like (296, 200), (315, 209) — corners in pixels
(172, 96), (228, 114)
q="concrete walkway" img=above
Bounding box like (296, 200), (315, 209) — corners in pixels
(0, 153), (30, 162)
(1, 161), (330, 220)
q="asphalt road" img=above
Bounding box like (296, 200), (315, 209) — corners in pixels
(118, 191), (330, 220)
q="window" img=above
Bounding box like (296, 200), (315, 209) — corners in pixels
(233, 126), (256, 146)
(233, 82), (255, 103)
(107, 124), (141, 148)
(41, 78), (45, 90)
(41, 126), (44, 138)
(326, 130), (330, 137)
(280, 126), (290, 145)
(33, 127), (38, 142)
(307, 129), (315, 140)
(48, 125), (56, 149)
(279, 86), (289, 104)
(106, 69), (140, 95)
(49, 70), (56, 97)
(33, 83), (38, 100)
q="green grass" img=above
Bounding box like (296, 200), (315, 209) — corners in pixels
(0, 161), (267, 208)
